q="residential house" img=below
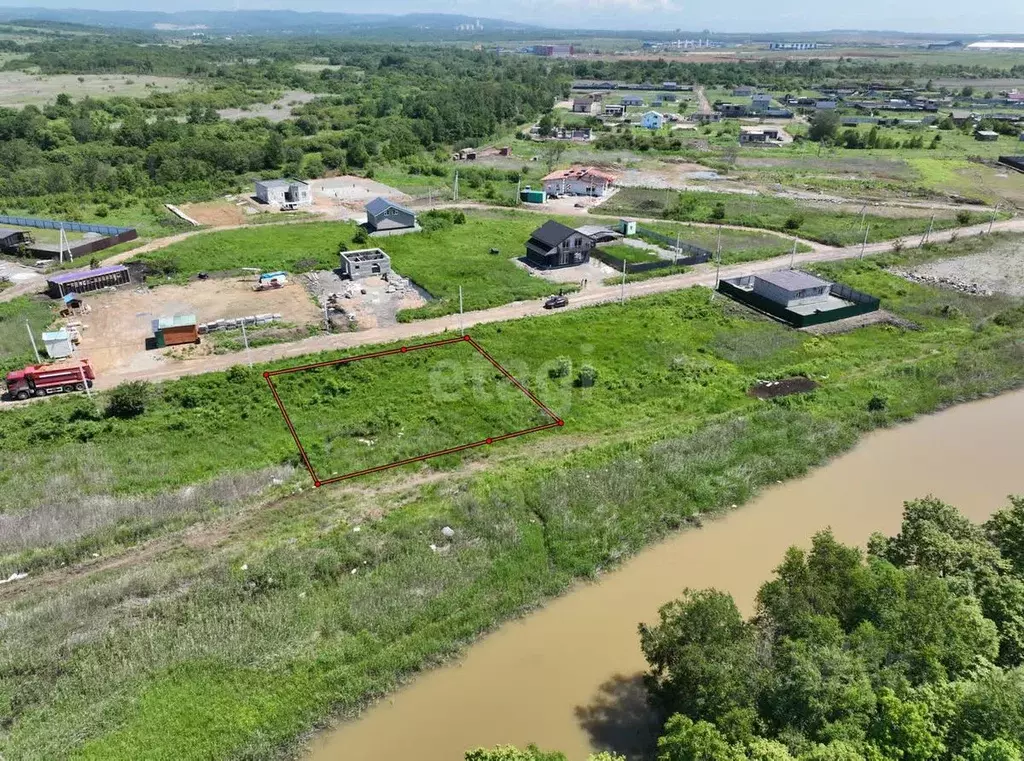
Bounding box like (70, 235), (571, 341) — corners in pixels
(255, 179), (312, 208)
(541, 166), (617, 197)
(763, 108), (795, 118)
(661, 93), (678, 102)
(621, 95), (645, 107)
(572, 96), (599, 114)
(340, 248), (392, 280)
(733, 86), (754, 96)
(815, 100), (838, 110)
(604, 104), (625, 117)
(975, 130), (1000, 141)
(0, 227), (31, 255)
(739, 126), (782, 144)
(718, 103), (748, 117)
(641, 111), (665, 129)
(689, 111), (722, 123)
(365, 197), (417, 233)
(750, 93), (773, 112)
(524, 221), (595, 269)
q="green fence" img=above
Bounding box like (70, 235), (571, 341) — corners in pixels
(718, 275), (880, 328)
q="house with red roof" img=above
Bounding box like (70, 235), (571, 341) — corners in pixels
(541, 166), (617, 197)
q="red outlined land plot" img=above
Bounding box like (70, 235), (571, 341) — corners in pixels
(264, 335), (563, 486)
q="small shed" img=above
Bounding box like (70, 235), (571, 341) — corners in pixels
(0, 227), (31, 255)
(152, 314), (199, 348)
(619, 219), (637, 236)
(520, 188), (547, 204)
(976, 130), (1000, 141)
(752, 270), (832, 307)
(42, 330), (73, 359)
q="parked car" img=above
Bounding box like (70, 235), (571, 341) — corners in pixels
(544, 294), (569, 309)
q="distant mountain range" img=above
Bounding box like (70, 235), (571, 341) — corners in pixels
(0, 8), (542, 34)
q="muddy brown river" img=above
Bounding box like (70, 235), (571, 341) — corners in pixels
(306, 391), (1024, 761)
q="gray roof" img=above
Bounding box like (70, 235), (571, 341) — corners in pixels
(755, 270), (831, 291)
(366, 196), (415, 217)
(0, 227), (23, 239)
(529, 220), (581, 249)
(256, 178), (307, 188)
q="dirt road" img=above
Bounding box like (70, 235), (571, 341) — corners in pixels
(90, 217), (1024, 390)
(695, 86), (712, 114)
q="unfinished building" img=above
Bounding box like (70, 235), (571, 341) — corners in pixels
(340, 248), (392, 280)
(719, 269), (880, 327)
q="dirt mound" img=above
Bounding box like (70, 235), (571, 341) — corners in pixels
(748, 377), (818, 399)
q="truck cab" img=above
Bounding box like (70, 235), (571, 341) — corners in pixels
(4, 368), (29, 400)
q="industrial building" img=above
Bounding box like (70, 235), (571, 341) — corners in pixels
(46, 264), (130, 298)
(254, 179), (313, 208)
(365, 197), (417, 233)
(0, 227), (32, 255)
(340, 248), (392, 280)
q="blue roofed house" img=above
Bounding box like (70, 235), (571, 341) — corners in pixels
(365, 197), (418, 233)
(641, 111), (665, 130)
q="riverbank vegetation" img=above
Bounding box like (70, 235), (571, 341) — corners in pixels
(2, 235), (1024, 758)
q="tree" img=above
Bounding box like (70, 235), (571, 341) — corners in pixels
(656, 715), (744, 761)
(105, 381), (150, 419)
(961, 86), (975, 97)
(263, 132), (285, 169)
(538, 112), (555, 137)
(641, 590), (759, 724)
(868, 688), (945, 761)
(808, 111), (840, 143)
(542, 141), (567, 173)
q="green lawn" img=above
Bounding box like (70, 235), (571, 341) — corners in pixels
(3, 234), (1024, 760)
(593, 243), (664, 264)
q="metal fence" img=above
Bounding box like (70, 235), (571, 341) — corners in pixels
(0, 215), (135, 236)
(635, 225), (714, 261)
(718, 273), (880, 328)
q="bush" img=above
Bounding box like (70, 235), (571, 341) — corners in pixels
(867, 395), (887, 412)
(549, 356), (572, 379)
(956, 210), (972, 226)
(710, 203), (726, 221)
(105, 381), (151, 419)
(576, 364), (598, 388)
(353, 227), (369, 245)
(783, 215), (804, 231)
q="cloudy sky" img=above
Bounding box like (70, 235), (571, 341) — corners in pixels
(1, 0), (1022, 33)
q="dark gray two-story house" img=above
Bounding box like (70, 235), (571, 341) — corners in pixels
(525, 221), (595, 269)
(365, 197), (417, 233)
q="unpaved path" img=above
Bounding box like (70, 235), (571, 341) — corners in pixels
(90, 217), (1024, 391)
(695, 86), (711, 114)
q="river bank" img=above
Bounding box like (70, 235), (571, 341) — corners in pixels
(2, 242), (1024, 759)
(306, 389), (1024, 760)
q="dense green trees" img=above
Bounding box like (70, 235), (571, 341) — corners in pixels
(637, 498), (1024, 761)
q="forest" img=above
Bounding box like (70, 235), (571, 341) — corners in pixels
(0, 42), (564, 217)
(475, 497), (1024, 761)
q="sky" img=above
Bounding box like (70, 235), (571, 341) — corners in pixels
(0, 0), (1022, 34)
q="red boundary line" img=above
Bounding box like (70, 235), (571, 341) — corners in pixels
(263, 334), (563, 487)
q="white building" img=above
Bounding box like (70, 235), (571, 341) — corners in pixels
(254, 179), (312, 208)
(641, 111), (665, 130)
(42, 330), (73, 359)
(541, 166), (617, 197)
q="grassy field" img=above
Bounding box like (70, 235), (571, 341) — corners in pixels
(2, 234), (1024, 759)
(0, 296), (56, 374)
(593, 243), (664, 263)
(600, 186), (994, 246)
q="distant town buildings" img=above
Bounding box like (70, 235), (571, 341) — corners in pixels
(769, 41), (818, 50)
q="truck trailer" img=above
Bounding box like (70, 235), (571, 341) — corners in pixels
(4, 360), (95, 401)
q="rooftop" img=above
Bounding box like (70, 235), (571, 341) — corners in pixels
(257, 178), (308, 188)
(755, 270), (831, 292)
(154, 314), (197, 330)
(0, 227), (24, 238)
(365, 196), (416, 217)
(529, 220), (583, 249)
(541, 165), (617, 183)
(47, 264), (128, 285)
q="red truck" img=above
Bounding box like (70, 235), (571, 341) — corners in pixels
(4, 360), (95, 401)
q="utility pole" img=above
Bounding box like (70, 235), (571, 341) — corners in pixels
(459, 285), (464, 335)
(322, 296), (330, 334)
(25, 321), (40, 364)
(515, 178), (521, 205)
(454, 170), (459, 202)
(860, 224), (871, 258)
(240, 319), (253, 368)
(713, 232), (723, 298)
(923, 215), (934, 246)
(789, 238), (797, 269)
(620, 258), (626, 304)
(78, 362), (91, 399)
(989, 205), (998, 234)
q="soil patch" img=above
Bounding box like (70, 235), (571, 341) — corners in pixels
(748, 376), (819, 399)
(179, 200), (250, 227)
(894, 242), (1024, 298)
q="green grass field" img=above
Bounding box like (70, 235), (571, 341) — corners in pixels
(3, 234), (1024, 760)
(600, 186), (993, 246)
(594, 243), (663, 263)
(0, 296), (56, 375)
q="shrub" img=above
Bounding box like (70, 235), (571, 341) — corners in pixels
(105, 381), (151, 419)
(956, 210), (972, 226)
(891, 238), (905, 253)
(549, 356), (572, 379)
(576, 364), (598, 388)
(867, 395), (887, 412)
(710, 203), (726, 221)
(353, 227), (369, 245)
(783, 215), (804, 231)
